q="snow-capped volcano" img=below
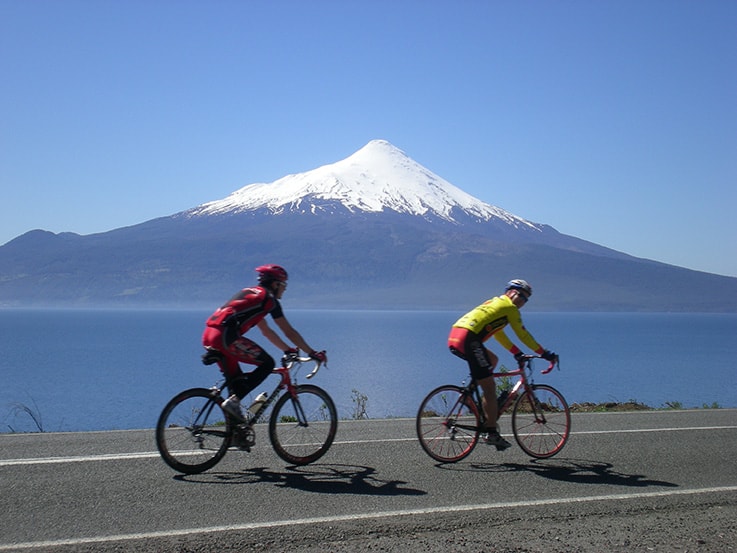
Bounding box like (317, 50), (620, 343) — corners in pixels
(189, 140), (540, 230)
(4, 138), (735, 311)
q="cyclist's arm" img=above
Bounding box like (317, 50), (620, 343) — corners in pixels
(492, 329), (516, 352)
(271, 315), (316, 354)
(507, 312), (544, 355)
(256, 319), (290, 351)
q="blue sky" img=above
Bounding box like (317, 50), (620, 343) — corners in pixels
(2, 0), (736, 277)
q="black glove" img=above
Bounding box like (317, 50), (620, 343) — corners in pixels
(309, 350), (327, 364)
(514, 351), (526, 367)
(541, 350), (558, 363)
(282, 347), (299, 364)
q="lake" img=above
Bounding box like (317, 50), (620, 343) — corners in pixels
(1, 309), (735, 432)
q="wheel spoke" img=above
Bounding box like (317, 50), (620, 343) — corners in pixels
(269, 385), (337, 465)
(511, 385), (570, 458)
(156, 388), (232, 474)
(416, 385), (479, 463)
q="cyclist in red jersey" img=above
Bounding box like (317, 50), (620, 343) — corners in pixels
(448, 279), (557, 450)
(202, 264), (327, 418)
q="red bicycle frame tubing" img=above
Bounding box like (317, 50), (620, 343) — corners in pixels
(491, 366), (533, 413)
(273, 366), (298, 396)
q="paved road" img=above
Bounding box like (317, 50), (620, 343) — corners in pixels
(1, 409), (736, 552)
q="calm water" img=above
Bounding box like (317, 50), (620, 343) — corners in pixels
(1, 309), (735, 433)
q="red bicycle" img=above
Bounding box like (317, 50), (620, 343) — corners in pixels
(416, 354), (570, 462)
(156, 352), (337, 474)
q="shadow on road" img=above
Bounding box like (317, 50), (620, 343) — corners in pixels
(437, 458), (678, 488)
(175, 463), (427, 496)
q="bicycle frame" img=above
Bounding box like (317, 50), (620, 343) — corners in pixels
(459, 358), (549, 426)
(215, 355), (321, 426)
(493, 362), (536, 417)
(500, 356), (560, 416)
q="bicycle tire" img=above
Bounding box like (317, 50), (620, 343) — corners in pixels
(416, 385), (480, 463)
(156, 387), (232, 474)
(269, 384), (337, 465)
(511, 384), (570, 459)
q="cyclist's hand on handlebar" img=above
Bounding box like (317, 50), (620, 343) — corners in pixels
(282, 348), (299, 364)
(540, 350), (559, 374)
(541, 350), (558, 363)
(309, 350), (327, 364)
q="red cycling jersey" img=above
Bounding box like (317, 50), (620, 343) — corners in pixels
(202, 286), (284, 381)
(205, 286), (283, 336)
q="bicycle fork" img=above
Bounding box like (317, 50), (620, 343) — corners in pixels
(516, 384), (548, 425)
(291, 396), (310, 427)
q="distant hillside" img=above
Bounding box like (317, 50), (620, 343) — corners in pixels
(1, 141), (735, 312)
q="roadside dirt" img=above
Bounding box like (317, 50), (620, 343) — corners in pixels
(50, 492), (737, 553)
(569, 401), (652, 412)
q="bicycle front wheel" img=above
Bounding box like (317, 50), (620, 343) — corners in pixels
(269, 384), (337, 465)
(155, 388), (232, 474)
(416, 385), (480, 463)
(511, 384), (570, 459)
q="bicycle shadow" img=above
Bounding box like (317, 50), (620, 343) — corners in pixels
(175, 463), (427, 497)
(437, 458), (678, 488)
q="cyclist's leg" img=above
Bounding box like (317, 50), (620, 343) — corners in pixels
(450, 328), (496, 429)
(204, 326), (243, 397)
(224, 337), (275, 399)
(464, 335), (499, 431)
(476, 375), (497, 430)
(475, 368), (511, 450)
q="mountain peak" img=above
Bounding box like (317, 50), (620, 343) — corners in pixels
(188, 140), (539, 229)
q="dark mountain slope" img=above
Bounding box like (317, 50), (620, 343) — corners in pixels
(1, 210), (734, 311)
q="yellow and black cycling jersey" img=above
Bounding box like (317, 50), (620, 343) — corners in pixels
(452, 294), (542, 354)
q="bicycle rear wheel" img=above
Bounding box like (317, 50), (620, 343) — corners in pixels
(416, 385), (480, 463)
(269, 384), (337, 465)
(511, 384), (570, 458)
(156, 388), (232, 474)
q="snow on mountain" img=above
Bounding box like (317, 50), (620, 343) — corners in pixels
(188, 140), (541, 231)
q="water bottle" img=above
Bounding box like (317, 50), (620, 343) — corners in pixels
(248, 392), (268, 415)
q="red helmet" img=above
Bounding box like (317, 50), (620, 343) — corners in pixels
(255, 264), (288, 283)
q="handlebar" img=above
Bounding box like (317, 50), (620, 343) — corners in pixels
(281, 354), (325, 379)
(517, 354), (560, 375)
(305, 359), (324, 379)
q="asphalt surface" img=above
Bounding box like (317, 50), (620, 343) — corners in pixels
(1, 409), (736, 552)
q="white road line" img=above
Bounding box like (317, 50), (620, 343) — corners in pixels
(570, 425), (737, 435)
(1, 425), (736, 467)
(0, 452), (160, 466)
(1, 485), (736, 551)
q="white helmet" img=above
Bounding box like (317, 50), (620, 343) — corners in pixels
(505, 279), (532, 298)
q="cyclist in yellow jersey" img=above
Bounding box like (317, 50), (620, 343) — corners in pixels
(448, 279), (557, 450)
